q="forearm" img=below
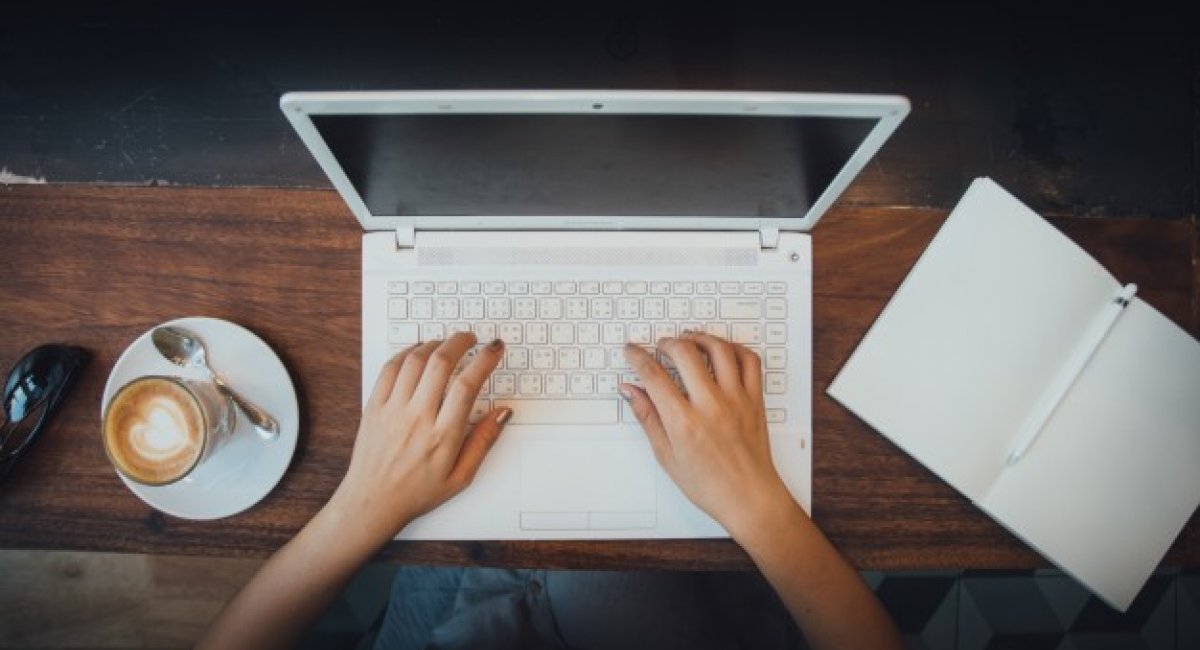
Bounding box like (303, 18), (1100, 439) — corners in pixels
(197, 496), (394, 650)
(733, 494), (903, 650)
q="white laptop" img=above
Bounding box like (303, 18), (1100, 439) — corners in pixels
(280, 90), (909, 540)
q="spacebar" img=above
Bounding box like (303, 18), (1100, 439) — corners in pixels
(492, 399), (620, 424)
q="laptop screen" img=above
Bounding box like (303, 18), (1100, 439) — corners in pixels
(310, 113), (878, 219)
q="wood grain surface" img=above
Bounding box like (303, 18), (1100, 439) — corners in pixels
(0, 184), (1195, 570)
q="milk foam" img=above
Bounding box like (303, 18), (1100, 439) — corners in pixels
(128, 397), (192, 460)
(104, 377), (205, 484)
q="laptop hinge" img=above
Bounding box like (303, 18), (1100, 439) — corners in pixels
(759, 227), (780, 250)
(395, 226), (416, 250)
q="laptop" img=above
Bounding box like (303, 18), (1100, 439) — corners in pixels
(280, 90), (909, 540)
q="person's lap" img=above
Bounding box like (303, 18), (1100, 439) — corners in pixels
(373, 567), (799, 650)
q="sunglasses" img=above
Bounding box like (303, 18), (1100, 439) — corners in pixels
(1, 345), (90, 486)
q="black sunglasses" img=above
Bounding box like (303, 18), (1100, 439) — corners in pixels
(1, 345), (90, 486)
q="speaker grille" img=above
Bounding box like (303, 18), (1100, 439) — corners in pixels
(418, 246), (758, 266)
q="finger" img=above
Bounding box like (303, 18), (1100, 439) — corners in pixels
(619, 384), (673, 466)
(448, 407), (513, 488)
(622, 343), (687, 418)
(368, 344), (418, 407)
(390, 340), (442, 402)
(410, 332), (479, 407)
(679, 331), (741, 391)
(732, 343), (764, 398)
(436, 338), (505, 432)
(656, 337), (718, 402)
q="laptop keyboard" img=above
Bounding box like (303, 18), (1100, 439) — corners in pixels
(384, 279), (790, 425)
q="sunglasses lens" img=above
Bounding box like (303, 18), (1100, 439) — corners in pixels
(1, 400), (46, 456)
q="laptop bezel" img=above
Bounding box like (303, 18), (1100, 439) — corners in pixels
(280, 90), (909, 233)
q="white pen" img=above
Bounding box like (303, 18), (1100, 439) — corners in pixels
(1006, 282), (1138, 466)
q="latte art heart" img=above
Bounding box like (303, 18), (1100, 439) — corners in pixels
(103, 377), (206, 484)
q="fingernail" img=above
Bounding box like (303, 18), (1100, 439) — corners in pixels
(496, 407), (513, 425)
(489, 338), (504, 349)
(618, 385), (633, 401)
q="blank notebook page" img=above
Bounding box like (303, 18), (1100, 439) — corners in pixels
(981, 299), (1200, 610)
(829, 178), (1118, 500)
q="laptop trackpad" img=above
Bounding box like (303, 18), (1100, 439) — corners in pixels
(520, 438), (656, 530)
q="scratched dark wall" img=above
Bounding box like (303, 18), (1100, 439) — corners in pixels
(0, 3), (1195, 218)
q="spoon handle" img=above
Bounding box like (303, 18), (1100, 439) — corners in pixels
(213, 374), (280, 438)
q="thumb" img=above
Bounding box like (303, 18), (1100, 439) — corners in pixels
(620, 384), (672, 466)
(450, 407), (513, 486)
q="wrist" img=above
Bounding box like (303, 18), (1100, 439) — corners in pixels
(725, 480), (811, 550)
(321, 486), (414, 555)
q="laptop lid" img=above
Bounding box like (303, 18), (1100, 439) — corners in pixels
(280, 90), (908, 233)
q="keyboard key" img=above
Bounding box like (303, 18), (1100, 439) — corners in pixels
(720, 297), (762, 320)
(718, 282), (740, 294)
(492, 373), (515, 395)
(596, 373), (619, 394)
(545, 373), (567, 395)
(493, 398), (618, 424)
(499, 323), (523, 344)
(538, 297), (563, 319)
(550, 323), (574, 344)
(577, 323), (600, 344)
(508, 281), (529, 294)
(462, 297), (485, 319)
(570, 373), (595, 394)
(609, 347), (630, 369)
(765, 298), (787, 320)
(421, 323), (445, 340)
(616, 297), (640, 319)
(697, 281), (717, 294)
(625, 281), (648, 294)
(487, 298), (511, 319)
(474, 322), (496, 341)
(461, 281), (482, 294)
(526, 323), (549, 345)
(484, 281), (506, 295)
(447, 323), (472, 336)
(766, 408), (786, 423)
(765, 322), (787, 344)
(673, 281), (694, 294)
(602, 323), (625, 344)
(650, 281), (671, 295)
(413, 281), (435, 294)
(743, 281), (764, 294)
(531, 348), (556, 369)
(705, 322), (729, 338)
(628, 323), (652, 344)
(654, 323), (677, 340)
(514, 297), (537, 319)
(531, 281), (553, 294)
(519, 374), (543, 395)
(388, 298), (408, 319)
(642, 298), (665, 319)
(692, 298), (717, 319)
(765, 347), (787, 369)
(436, 281), (458, 294)
(578, 281), (599, 294)
(387, 281), (408, 294)
(565, 298), (589, 319)
(602, 281), (623, 294)
(765, 373), (787, 394)
(584, 347), (606, 369)
(434, 298), (459, 319)
(591, 298), (614, 319)
(731, 323), (762, 344)
(766, 282), (787, 295)
(667, 298), (690, 319)
(554, 281), (578, 294)
(388, 323), (419, 344)
(558, 347), (581, 369)
(410, 298), (433, 319)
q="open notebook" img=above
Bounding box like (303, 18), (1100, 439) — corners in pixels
(829, 177), (1200, 611)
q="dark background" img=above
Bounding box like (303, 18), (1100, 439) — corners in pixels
(0, 3), (1196, 219)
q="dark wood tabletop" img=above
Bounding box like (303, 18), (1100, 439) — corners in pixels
(0, 184), (1196, 570)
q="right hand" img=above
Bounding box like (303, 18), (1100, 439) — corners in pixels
(621, 332), (800, 538)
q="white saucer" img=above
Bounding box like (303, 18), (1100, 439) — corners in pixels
(102, 317), (299, 520)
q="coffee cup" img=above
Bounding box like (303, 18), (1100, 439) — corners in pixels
(102, 375), (235, 486)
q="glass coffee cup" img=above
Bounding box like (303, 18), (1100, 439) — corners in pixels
(102, 375), (235, 486)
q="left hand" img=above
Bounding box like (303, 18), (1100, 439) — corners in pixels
(328, 332), (511, 546)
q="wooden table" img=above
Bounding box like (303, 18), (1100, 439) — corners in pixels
(1, 184), (1196, 570)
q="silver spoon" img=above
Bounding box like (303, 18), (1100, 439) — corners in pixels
(151, 326), (280, 441)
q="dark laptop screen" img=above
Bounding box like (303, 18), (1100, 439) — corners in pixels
(311, 113), (877, 218)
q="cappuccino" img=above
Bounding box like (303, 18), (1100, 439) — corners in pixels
(103, 376), (231, 485)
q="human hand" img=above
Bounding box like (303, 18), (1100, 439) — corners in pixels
(329, 332), (511, 547)
(621, 332), (799, 539)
